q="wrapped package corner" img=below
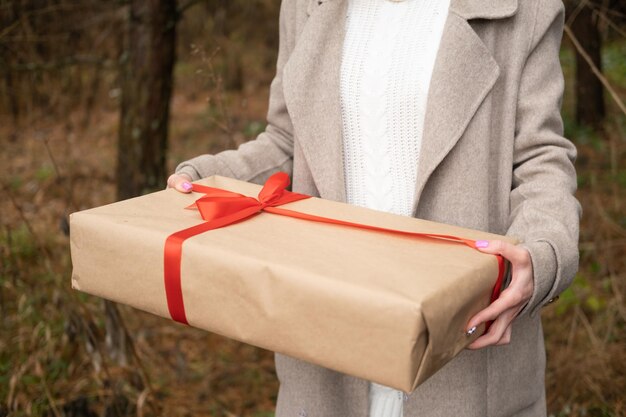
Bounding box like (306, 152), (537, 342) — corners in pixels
(69, 174), (515, 393)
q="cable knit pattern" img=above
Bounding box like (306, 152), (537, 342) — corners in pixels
(340, 0), (450, 416)
(341, 0), (449, 217)
(359, 4), (399, 213)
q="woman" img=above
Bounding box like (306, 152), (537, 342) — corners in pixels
(168, 0), (581, 415)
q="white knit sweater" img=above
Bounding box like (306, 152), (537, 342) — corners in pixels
(339, 0), (450, 415)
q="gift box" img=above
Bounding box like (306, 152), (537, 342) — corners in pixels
(70, 173), (514, 392)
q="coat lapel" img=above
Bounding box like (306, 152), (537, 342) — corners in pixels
(282, 0), (349, 202)
(411, 12), (501, 213)
(283, 0), (518, 207)
(405, 0), (518, 213)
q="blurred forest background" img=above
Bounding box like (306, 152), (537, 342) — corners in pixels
(1, 0), (625, 416)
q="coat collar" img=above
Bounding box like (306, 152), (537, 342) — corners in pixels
(449, 0), (518, 20)
(289, 0), (515, 206)
(311, 0), (519, 20)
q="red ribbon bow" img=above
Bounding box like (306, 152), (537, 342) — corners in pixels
(164, 172), (309, 324)
(164, 172), (505, 327)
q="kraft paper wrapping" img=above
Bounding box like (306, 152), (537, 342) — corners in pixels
(70, 175), (515, 392)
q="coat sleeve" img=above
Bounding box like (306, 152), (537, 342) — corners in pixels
(507, 0), (582, 318)
(175, 0), (298, 184)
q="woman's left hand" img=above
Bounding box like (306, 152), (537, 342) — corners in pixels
(465, 240), (534, 349)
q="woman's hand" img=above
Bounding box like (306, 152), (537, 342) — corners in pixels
(466, 240), (534, 349)
(167, 173), (193, 193)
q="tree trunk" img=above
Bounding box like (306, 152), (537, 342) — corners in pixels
(109, 0), (176, 367)
(117, 0), (177, 200)
(571, 3), (605, 127)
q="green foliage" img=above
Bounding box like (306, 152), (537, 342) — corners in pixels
(555, 271), (609, 317)
(555, 286), (577, 316)
(34, 165), (54, 183)
(244, 121), (266, 138)
(603, 40), (626, 88)
(584, 294), (605, 313)
(1, 224), (37, 261)
(615, 167), (626, 189)
(564, 114), (604, 150)
(8, 175), (23, 191)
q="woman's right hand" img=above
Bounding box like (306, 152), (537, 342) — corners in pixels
(167, 173), (193, 193)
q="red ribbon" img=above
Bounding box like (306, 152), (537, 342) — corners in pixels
(164, 172), (506, 329)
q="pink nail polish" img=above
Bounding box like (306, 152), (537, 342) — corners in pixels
(475, 240), (489, 248)
(182, 182), (193, 191)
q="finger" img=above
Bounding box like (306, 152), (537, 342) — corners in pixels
(167, 174), (193, 193)
(467, 307), (516, 349)
(474, 240), (530, 267)
(495, 324), (513, 346)
(466, 287), (525, 330)
(167, 174), (191, 192)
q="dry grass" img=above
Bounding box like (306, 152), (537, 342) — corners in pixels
(1, 75), (279, 416)
(542, 119), (626, 417)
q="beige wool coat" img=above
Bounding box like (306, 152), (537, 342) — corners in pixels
(176, 0), (581, 415)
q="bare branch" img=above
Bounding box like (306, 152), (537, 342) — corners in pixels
(564, 24), (626, 119)
(592, 6), (626, 38)
(2, 56), (117, 73)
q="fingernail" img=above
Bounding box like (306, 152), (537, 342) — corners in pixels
(182, 182), (193, 191)
(466, 326), (477, 336)
(475, 240), (489, 248)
